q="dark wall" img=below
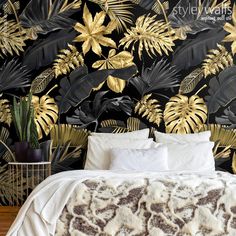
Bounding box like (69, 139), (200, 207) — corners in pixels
(0, 0), (236, 198)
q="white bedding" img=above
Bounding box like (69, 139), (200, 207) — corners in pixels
(6, 170), (236, 236)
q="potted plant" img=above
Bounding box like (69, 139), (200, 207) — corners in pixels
(27, 114), (42, 162)
(11, 93), (33, 162)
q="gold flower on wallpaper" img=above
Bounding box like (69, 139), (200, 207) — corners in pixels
(74, 3), (117, 56)
(164, 94), (207, 134)
(135, 94), (162, 126)
(224, 4), (236, 55)
(0, 99), (12, 126)
(32, 95), (58, 139)
(119, 14), (176, 59)
(53, 44), (84, 78)
(92, 49), (134, 93)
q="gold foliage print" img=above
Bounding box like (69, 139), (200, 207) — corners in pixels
(50, 124), (89, 148)
(164, 94), (207, 134)
(53, 44), (84, 78)
(32, 95), (58, 139)
(74, 3), (117, 56)
(135, 94), (162, 126)
(223, 4), (236, 55)
(119, 14), (176, 59)
(89, 0), (133, 31)
(92, 49), (134, 93)
(0, 99), (12, 126)
(202, 44), (233, 78)
(200, 124), (236, 149)
(0, 16), (26, 57)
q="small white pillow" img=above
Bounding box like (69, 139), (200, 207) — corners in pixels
(165, 142), (215, 172)
(109, 146), (168, 172)
(154, 131), (211, 143)
(91, 129), (149, 139)
(85, 136), (155, 170)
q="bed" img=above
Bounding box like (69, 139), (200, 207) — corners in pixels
(7, 130), (236, 236)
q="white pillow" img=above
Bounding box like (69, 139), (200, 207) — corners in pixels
(85, 137), (155, 170)
(91, 129), (149, 139)
(109, 146), (168, 172)
(165, 142), (215, 172)
(154, 131), (211, 143)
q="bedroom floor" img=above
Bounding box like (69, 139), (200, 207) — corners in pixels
(0, 207), (20, 236)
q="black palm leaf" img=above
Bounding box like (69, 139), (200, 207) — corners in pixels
(130, 59), (179, 97)
(56, 65), (137, 114)
(172, 28), (226, 70)
(66, 91), (134, 131)
(205, 66), (236, 115)
(0, 59), (30, 93)
(23, 28), (77, 70)
(20, 0), (81, 34)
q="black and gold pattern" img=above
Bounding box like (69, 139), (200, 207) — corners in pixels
(0, 0), (236, 205)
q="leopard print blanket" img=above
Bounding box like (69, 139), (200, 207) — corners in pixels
(55, 172), (236, 236)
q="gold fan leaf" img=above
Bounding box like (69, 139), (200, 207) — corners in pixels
(0, 15), (26, 57)
(199, 124), (236, 149)
(164, 94), (207, 134)
(50, 124), (89, 148)
(53, 44), (84, 78)
(0, 99), (12, 126)
(92, 49), (134, 93)
(89, 0), (133, 31)
(202, 44), (233, 78)
(31, 68), (55, 94)
(179, 68), (204, 94)
(74, 3), (117, 56)
(135, 94), (162, 126)
(210, 0), (231, 12)
(32, 95), (58, 139)
(100, 117), (144, 133)
(223, 4), (236, 55)
(232, 152), (236, 174)
(119, 14), (176, 59)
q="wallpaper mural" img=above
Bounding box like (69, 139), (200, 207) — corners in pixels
(0, 0), (236, 204)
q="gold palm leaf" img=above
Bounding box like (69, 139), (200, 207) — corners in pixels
(0, 99), (12, 126)
(50, 124), (90, 148)
(0, 15), (26, 57)
(32, 95), (58, 139)
(89, 0), (133, 31)
(199, 124), (236, 149)
(164, 94), (207, 134)
(119, 14), (176, 59)
(135, 94), (162, 126)
(202, 44), (233, 78)
(92, 49), (134, 93)
(53, 44), (84, 78)
(213, 140), (231, 159)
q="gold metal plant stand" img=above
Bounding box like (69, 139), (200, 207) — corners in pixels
(8, 162), (51, 206)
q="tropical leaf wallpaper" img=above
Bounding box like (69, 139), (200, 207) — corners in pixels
(1, 0), (236, 204)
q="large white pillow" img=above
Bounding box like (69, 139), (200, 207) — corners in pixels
(154, 131), (211, 143)
(85, 137), (155, 170)
(91, 129), (149, 139)
(109, 146), (168, 172)
(165, 142), (215, 172)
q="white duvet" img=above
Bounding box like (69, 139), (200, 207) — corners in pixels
(6, 170), (236, 236)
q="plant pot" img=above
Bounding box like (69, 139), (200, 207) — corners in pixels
(27, 148), (43, 162)
(14, 141), (29, 162)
